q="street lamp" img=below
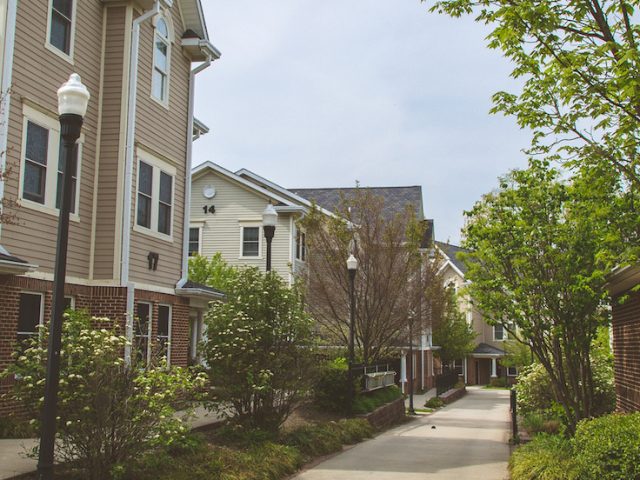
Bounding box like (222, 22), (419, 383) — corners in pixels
(346, 254), (358, 414)
(262, 203), (277, 271)
(38, 74), (89, 480)
(408, 311), (416, 415)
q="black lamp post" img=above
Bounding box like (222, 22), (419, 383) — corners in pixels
(38, 74), (90, 480)
(262, 203), (277, 272)
(346, 254), (358, 414)
(408, 311), (416, 415)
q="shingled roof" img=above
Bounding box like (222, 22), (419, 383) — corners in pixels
(436, 241), (469, 275)
(289, 186), (424, 220)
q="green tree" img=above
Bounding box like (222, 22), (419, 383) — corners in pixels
(430, 0), (640, 189)
(1, 310), (204, 480)
(461, 160), (617, 432)
(201, 267), (317, 431)
(188, 252), (238, 291)
(432, 289), (476, 364)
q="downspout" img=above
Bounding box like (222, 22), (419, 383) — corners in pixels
(177, 55), (212, 288)
(122, 1), (160, 363)
(0, 0), (17, 241)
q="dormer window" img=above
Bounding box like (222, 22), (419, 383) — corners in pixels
(152, 17), (170, 104)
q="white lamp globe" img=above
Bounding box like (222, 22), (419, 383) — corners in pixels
(57, 73), (90, 117)
(262, 204), (278, 227)
(346, 254), (358, 271)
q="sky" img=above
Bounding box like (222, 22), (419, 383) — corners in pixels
(192, 1), (532, 245)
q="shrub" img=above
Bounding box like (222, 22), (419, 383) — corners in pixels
(0, 415), (36, 439)
(202, 268), (317, 431)
(1, 310), (206, 480)
(312, 357), (352, 414)
(514, 361), (614, 419)
(522, 412), (561, 436)
(352, 385), (402, 414)
(425, 397), (444, 409)
(510, 434), (580, 480)
(489, 377), (507, 388)
(573, 413), (640, 480)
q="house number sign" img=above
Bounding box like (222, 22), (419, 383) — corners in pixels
(203, 205), (216, 214)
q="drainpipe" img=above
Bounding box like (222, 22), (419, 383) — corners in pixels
(121, 1), (161, 363)
(177, 55), (212, 288)
(0, 0), (17, 241)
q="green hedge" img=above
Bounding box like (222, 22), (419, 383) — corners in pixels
(510, 413), (640, 480)
(312, 357), (352, 414)
(352, 385), (402, 414)
(573, 413), (640, 480)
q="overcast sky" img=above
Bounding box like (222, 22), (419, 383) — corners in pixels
(192, 1), (532, 244)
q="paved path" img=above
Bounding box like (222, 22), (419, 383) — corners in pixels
(294, 387), (511, 480)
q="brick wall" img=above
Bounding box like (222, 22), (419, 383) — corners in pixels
(612, 290), (640, 412)
(359, 397), (405, 430)
(0, 275), (191, 417)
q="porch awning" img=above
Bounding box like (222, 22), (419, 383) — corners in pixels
(470, 342), (505, 358)
(175, 280), (226, 302)
(0, 246), (37, 275)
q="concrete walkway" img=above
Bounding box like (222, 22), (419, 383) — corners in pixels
(294, 386), (511, 480)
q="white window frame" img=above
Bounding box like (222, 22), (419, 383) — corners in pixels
(296, 229), (306, 262)
(188, 226), (202, 256)
(151, 15), (172, 107)
(16, 291), (44, 340)
(239, 224), (262, 259)
(134, 149), (176, 241)
(507, 366), (518, 377)
(157, 304), (172, 365)
(18, 105), (82, 220)
(134, 301), (153, 366)
(45, 0), (76, 63)
(494, 324), (507, 341)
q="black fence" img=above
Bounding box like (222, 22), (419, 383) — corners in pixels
(435, 371), (459, 396)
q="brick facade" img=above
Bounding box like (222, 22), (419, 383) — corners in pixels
(612, 290), (640, 412)
(0, 275), (190, 417)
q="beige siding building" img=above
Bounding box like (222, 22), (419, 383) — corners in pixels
(436, 241), (513, 385)
(190, 162), (309, 283)
(0, 0), (222, 415)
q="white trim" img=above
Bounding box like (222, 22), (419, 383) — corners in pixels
(192, 161), (299, 208)
(493, 324), (507, 341)
(157, 303), (171, 365)
(188, 225), (202, 256)
(16, 291), (44, 337)
(150, 13), (172, 107)
(134, 300), (153, 365)
(507, 366), (517, 377)
(45, 0), (76, 63)
(0, 0), (17, 241)
(239, 224), (262, 259)
(18, 105), (83, 220)
(134, 150), (176, 241)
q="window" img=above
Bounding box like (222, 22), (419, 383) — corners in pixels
(296, 230), (306, 261)
(134, 302), (151, 366)
(16, 293), (44, 343)
(494, 324), (507, 341)
(157, 305), (171, 363)
(135, 153), (175, 238)
(20, 107), (82, 215)
(152, 17), (170, 103)
(242, 226), (260, 257)
(48, 0), (74, 57)
(453, 359), (464, 376)
(507, 366), (518, 377)
(188, 227), (200, 256)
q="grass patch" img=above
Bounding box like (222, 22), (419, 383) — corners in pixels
(352, 385), (402, 414)
(424, 397), (444, 409)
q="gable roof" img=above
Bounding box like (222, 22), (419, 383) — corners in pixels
(436, 241), (468, 276)
(289, 186), (424, 220)
(472, 342), (505, 356)
(191, 161), (302, 210)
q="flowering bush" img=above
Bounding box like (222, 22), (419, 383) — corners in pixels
(1, 310), (206, 480)
(202, 268), (317, 431)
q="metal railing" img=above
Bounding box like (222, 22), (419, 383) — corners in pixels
(435, 371), (459, 396)
(351, 363), (397, 392)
